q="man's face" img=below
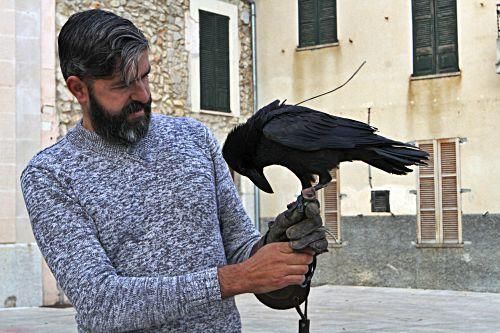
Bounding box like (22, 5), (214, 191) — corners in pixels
(88, 88), (152, 144)
(84, 51), (152, 144)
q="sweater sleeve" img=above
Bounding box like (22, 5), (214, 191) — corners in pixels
(21, 165), (222, 333)
(204, 128), (261, 265)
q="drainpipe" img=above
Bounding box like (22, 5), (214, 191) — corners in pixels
(248, 0), (260, 231)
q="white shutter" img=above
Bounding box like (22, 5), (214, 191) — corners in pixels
(439, 139), (461, 243)
(417, 138), (462, 244)
(321, 168), (341, 243)
(417, 141), (438, 243)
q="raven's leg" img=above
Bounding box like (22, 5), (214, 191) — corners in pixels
(313, 171), (332, 191)
(299, 174), (316, 189)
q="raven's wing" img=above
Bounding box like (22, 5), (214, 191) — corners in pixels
(262, 105), (406, 151)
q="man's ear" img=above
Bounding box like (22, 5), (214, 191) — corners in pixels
(66, 76), (90, 105)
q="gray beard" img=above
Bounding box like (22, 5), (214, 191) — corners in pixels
(88, 92), (152, 144)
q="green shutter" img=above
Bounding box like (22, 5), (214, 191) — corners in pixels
(412, 0), (458, 76)
(318, 0), (337, 44)
(299, 0), (317, 47)
(435, 0), (459, 73)
(412, 0), (435, 75)
(299, 0), (337, 47)
(199, 10), (230, 112)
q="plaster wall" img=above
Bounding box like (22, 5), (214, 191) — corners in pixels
(0, 0), (61, 308)
(255, 0), (500, 217)
(314, 214), (500, 293)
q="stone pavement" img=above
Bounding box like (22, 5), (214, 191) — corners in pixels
(1, 285), (500, 333)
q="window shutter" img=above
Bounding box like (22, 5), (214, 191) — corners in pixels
(322, 169), (340, 242)
(199, 10), (230, 112)
(435, 0), (459, 73)
(439, 139), (461, 242)
(417, 142), (438, 242)
(417, 139), (462, 244)
(299, 0), (317, 47)
(412, 0), (435, 75)
(318, 0), (338, 44)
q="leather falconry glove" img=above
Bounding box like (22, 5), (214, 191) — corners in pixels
(254, 188), (328, 310)
(255, 187), (328, 254)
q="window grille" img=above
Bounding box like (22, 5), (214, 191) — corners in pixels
(371, 190), (390, 213)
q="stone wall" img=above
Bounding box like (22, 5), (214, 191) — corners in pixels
(55, 0), (254, 141)
(311, 214), (500, 293)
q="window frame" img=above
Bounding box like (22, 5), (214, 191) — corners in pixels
(416, 138), (462, 245)
(199, 10), (230, 113)
(187, 0), (240, 117)
(298, 0), (338, 49)
(411, 0), (460, 77)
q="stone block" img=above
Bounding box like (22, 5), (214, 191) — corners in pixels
(0, 35), (15, 62)
(0, 1), (14, 11)
(0, 9), (15, 36)
(0, 61), (15, 86)
(0, 164), (16, 191)
(15, 10), (40, 38)
(16, 216), (35, 243)
(0, 140), (15, 163)
(15, 36), (40, 65)
(16, 114), (41, 141)
(0, 244), (43, 307)
(0, 87), (15, 113)
(0, 113), (15, 140)
(0, 191), (16, 243)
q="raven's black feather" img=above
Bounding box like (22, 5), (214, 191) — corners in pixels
(222, 100), (429, 193)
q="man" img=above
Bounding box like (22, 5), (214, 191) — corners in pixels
(21, 9), (327, 332)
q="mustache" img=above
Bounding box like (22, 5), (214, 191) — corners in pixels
(122, 97), (152, 116)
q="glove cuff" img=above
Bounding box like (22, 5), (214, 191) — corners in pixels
(254, 256), (317, 310)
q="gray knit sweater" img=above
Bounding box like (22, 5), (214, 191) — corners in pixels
(21, 114), (261, 332)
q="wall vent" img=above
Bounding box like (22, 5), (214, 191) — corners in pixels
(371, 190), (390, 213)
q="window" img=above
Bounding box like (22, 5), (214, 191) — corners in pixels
(199, 10), (230, 112)
(416, 139), (462, 244)
(412, 0), (459, 76)
(298, 0), (338, 48)
(320, 169), (341, 243)
(187, 0), (240, 116)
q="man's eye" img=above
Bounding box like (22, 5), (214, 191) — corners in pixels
(113, 84), (129, 90)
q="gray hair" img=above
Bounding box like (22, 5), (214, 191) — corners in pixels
(58, 9), (149, 85)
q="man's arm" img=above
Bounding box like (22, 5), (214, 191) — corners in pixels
(21, 166), (223, 332)
(204, 126), (317, 299)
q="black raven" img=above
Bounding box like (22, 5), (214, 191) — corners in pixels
(222, 100), (429, 194)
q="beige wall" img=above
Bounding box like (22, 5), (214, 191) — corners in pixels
(0, 0), (17, 243)
(256, 0), (500, 217)
(0, 0), (60, 308)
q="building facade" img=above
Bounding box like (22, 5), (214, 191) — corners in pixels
(0, 0), (256, 307)
(255, 0), (500, 292)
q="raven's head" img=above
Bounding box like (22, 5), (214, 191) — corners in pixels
(222, 124), (274, 193)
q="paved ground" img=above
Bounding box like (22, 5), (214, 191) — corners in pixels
(1, 285), (500, 332)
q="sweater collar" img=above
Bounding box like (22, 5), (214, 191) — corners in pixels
(67, 119), (153, 159)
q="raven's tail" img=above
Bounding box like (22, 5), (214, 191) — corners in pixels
(363, 145), (429, 175)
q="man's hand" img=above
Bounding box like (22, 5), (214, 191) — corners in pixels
(218, 242), (314, 298)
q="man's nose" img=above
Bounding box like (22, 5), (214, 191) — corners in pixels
(131, 79), (150, 103)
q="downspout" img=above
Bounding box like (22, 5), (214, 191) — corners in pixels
(248, 0), (260, 231)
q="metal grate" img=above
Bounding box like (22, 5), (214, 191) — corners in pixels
(371, 190), (390, 213)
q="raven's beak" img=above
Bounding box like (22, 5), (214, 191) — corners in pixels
(247, 168), (274, 194)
